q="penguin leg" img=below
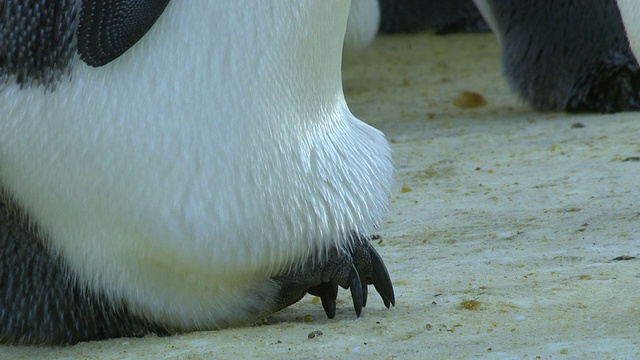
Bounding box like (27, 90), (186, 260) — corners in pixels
(566, 51), (640, 113)
(479, 0), (640, 113)
(272, 234), (395, 319)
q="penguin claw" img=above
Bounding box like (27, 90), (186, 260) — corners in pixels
(368, 244), (396, 308)
(362, 280), (369, 308)
(316, 282), (338, 319)
(348, 264), (363, 317)
(273, 234), (394, 319)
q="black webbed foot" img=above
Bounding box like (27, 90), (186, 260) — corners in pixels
(273, 234), (394, 319)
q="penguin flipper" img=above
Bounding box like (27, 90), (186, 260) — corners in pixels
(273, 234), (395, 319)
(77, 0), (171, 67)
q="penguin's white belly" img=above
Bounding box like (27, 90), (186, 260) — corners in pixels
(0, 1), (393, 329)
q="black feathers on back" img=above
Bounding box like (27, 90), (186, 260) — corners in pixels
(0, 0), (80, 87)
(77, 0), (170, 67)
(0, 0), (170, 88)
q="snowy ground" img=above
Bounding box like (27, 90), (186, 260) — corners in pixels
(5, 32), (640, 359)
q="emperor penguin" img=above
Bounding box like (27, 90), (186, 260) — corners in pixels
(0, 0), (395, 345)
(474, 0), (640, 113)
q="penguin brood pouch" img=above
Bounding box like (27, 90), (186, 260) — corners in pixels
(0, 1), (395, 345)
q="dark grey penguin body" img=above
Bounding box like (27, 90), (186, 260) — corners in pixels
(378, 0), (488, 34)
(0, 1), (395, 345)
(478, 0), (640, 113)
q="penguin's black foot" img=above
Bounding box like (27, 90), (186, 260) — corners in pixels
(566, 52), (640, 113)
(272, 234), (395, 319)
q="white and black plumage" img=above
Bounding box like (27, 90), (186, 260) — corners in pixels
(475, 0), (640, 113)
(0, 0), (395, 345)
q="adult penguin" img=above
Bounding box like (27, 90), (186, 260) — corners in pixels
(0, 0), (395, 345)
(474, 0), (640, 113)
